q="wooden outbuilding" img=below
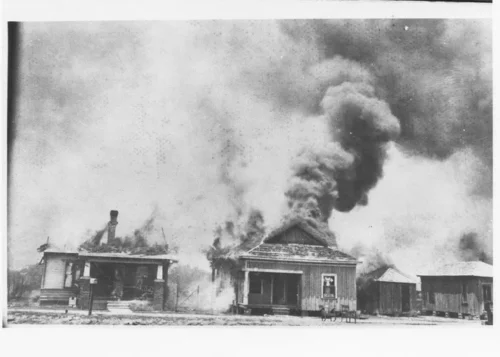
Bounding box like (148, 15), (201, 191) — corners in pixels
(234, 218), (358, 315)
(418, 261), (493, 318)
(357, 266), (418, 316)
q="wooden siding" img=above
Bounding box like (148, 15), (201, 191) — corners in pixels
(242, 259), (356, 311)
(44, 256), (67, 289)
(420, 276), (493, 316)
(39, 288), (77, 304)
(266, 226), (322, 245)
(377, 282), (417, 315)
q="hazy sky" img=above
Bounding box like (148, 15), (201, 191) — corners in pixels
(8, 20), (492, 274)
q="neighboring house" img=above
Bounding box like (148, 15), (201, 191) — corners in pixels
(39, 211), (177, 311)
(357, 266), (418, 316)
(234, 218), (358, 315)
(418, 261), (493, 318)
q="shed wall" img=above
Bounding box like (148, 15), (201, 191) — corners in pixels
(378, 282), (417, 315)
(420, 276), (492, 316)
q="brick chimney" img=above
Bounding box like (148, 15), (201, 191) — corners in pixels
(101, 210), (119, 245)
(108, 210), (119, 242)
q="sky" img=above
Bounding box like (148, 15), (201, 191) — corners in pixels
(8, 20), (492, 275)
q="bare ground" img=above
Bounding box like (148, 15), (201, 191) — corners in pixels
(6, 308), (484, 326)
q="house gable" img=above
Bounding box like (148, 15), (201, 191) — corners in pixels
(264, 226), (325, 246)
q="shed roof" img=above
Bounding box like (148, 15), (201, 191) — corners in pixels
(418, 261), (493, 278)
(240, 243), (357, 264)
(363, 266), (416, 284)
(263, 217), (337, 247)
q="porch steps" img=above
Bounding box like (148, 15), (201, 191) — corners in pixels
(107, 301), (133, 314)
(272, 307), (290, 315)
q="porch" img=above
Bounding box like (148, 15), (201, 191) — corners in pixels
(77, 252), (176, 311)
(241, 269), (302, 314)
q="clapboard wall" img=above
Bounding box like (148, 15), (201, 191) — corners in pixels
(377, 282), (417, 315)
(42, 253), (78, 289)
(420, 276), (493, 316)
(241, 259), (356, 311)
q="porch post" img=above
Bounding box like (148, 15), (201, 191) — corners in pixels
(78, 261), (91, 310)
(243, 271), (249, 305)
(156, 264), (163, 280)
(153, 264), (165, 311)
(83, 261), (91, 277)
(270, 275), (274, 305)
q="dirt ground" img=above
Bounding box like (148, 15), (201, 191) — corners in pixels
(6, 308), (484, 326)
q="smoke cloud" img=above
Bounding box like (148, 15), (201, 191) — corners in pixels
(286, 81), (400, 221)
(9, 20), (491, 277)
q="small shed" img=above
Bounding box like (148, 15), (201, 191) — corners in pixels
(418, 261), (493, 318)
(235, 218), (358, 315)
(357, 266), (417, 315)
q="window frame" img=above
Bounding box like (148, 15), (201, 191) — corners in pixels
(63, 260), (80, 289)
(321, 273), (337, 299)
(428, 284), (435, 304)
(461, 282), (468, 302)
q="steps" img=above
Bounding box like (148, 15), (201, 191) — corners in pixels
(107, 300), (133, 314)
(272, 307), (290, 315)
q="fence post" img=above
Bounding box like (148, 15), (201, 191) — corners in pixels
(197, 285), (200, 310)
(175, 281), (179, 312)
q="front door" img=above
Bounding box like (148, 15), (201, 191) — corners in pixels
(272, 274), (300, 306)
(401, 285), (411, 312)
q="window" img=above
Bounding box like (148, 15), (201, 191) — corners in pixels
(64, 262), (73, 288)
(428, 285), (435, 304)
(249, 274), (262, 294)
(483, 284), (492, 302)
(322, 274), (337, 299)
(461, 282), (468, 302)
(63, 261), (80, 289)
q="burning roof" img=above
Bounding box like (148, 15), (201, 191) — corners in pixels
(263, 216), (338, 248)
(418, 261), (493, 278)
(241, 243), (356, 264)
(78, 251), (177, 262)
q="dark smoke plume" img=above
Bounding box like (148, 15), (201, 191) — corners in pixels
(282, 20), (492, 198)
(286, 81), (400, 220)
(457, 232), (492, 264)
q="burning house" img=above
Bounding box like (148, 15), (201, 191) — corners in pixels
(39, 210), (177, 311)
(418, 261), (493, 318)
(357, 266), (418, 316)
(211, 217), (358, 316)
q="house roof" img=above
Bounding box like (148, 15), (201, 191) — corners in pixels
(43, 248), (79, 255)
(418, 261), (493, 278)
(78, 252), (178, 262)
(43, 249), (178, 262)
(263, 217), (338, 247)
(240, 243), (357, 264)
(363, 266), (416, 284)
